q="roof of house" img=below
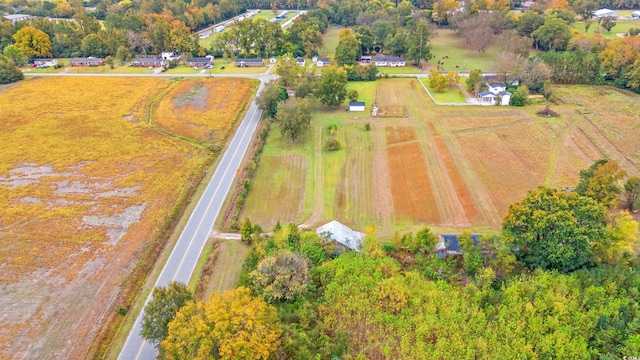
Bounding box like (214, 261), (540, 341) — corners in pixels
(478, 90), (495, 97)
(633, 11), (640, 15)
(500, 91), (512, 96)
(3, 14), (30, 20)
(236, 58), (263, 62)
(133, 57), (162, 63)
(349, 101), (365, 107)
(186, 57), (211, 63)
(439, 234), (482, 252)
(316, 220), (364, 252)
(69, 57), (103, 63)
(594, 8), (616, 15)
(317, 58), (330, 63)
(488, 82), (506, 88)
(361, 55), (372, 60)
(34, 58), (56, 62)
(374, 54), (405, 62)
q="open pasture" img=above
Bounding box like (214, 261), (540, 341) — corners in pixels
(241, 78), (640, 237)
(154, 78), (256, 143)
(0, 77), (253, 359)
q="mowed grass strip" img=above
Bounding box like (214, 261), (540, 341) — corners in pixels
(318, 25), (344, 58)
(154, 78), (256, 143)
(387, 140), (440, 223)
(240, 154), (307, 229)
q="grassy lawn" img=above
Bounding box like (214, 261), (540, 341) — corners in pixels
(572, 19), (640, 38)
(379, 66), (424, 74)
(429, 28), (500, 72)
(419, 78), (467, 103)
(318, 25), (345, 58)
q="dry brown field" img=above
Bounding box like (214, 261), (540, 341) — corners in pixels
(154, 78), (256, 143)
(0, 77), (254, 359)
(240, 79), (640, 237)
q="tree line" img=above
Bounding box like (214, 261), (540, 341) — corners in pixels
(140, 159), (640, 358)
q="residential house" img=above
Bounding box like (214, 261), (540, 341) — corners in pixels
(349, 101), (365, 111)
(296, 57), (306, 66)
(632, 11), (640, 19)
(3, 14), (31, 24)
(186, 57), (213, 68)
(477, 89), (511, 106)
(487, 82), (506, 94)
(69, 57), (105, 66)
(33, 59), (58, 68)
(316, 57), (330, 67)
(213, 25), (224, 32)
(437, 234), (482, 258)
(199, 31), (211, 39)
(594, 8), (617, 19)
(360, 55), (372, 64)
(316, 220), (364, 252)
(373, 54), (406, 67)
(131, 57), (163, 67)
(235, 58), (264, 67)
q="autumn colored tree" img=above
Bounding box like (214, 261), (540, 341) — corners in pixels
(161, 287), (282, 360)
(576, 159), (626, 208)
(251, 250), (310, 302)
(335, 29), (361, 66)
(503, 187), (607, 271)
(429, 69), (447, 92)
(13, 26), (53, 58)
(141, 281), (194, 345)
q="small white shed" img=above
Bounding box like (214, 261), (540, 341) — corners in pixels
(349, 101), (365, 112)
(316, 220), (364, 252)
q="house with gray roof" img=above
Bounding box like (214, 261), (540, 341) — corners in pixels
(316, 220), (364, 252)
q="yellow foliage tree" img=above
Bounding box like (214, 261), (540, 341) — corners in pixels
(161, 287), (282, 360)
(12, 26), (52, 58)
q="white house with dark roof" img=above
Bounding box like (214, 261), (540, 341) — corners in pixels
(373, 54), (406, 67)
(349, 101), (365, 111)
(296, 57), (306, 66)
(631, 11), (640, 19)
(316, 58), (331, 67)
(316, 220), (364, 252)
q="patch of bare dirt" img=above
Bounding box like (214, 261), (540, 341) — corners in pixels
(173, 85), (209, 110)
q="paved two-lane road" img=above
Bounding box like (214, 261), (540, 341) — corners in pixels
(117, 78), (267, 360)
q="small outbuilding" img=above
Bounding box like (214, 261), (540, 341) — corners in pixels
(296, 57), (306, 66)
(269, 56), (277, 64)
(631, 11), (640, 19)
(316, 220), (364, 252)
(349, 101), (365, 111)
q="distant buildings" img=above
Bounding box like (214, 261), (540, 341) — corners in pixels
(3, 14), (31, 24)
(594, 9), (618, 19)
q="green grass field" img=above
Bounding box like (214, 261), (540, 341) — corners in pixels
(429, 28), (501, 72)
(318, 25), (345, 58)
(419, 78), (467, 103)
(572, 19), (640, 38)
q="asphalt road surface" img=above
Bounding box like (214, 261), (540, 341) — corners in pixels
(117, 79), (266, 360)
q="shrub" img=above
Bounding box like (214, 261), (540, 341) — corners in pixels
(364, 123), (371, 131)
(629, 27), (640, 36)
(325, 136), (341, 151)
